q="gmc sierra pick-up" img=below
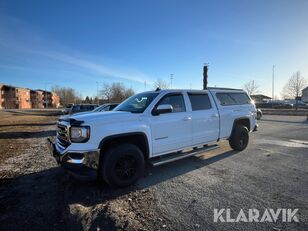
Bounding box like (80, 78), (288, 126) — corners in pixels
(48, 88), (258, 187)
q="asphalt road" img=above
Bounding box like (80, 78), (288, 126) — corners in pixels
(1, 114), (307, 231)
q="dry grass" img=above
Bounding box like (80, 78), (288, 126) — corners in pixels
(0, 110), (58, 177)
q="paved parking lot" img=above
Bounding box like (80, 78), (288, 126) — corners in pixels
(0, 112), (307, 230)
(135, 115), (308, 230)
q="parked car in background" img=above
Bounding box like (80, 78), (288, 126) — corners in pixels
(285, 100), (308, 109)
(62, 104), (99, 115)
(93, 103), (119, 112)
(257, 108), (262, 120)
(62, 104), (74, 114)
(72, 103), (119, 116)
(256, 101), (292, 109)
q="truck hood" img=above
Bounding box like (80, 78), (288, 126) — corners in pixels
(68, 111), (139, 124)
(59, 111), (90, 120)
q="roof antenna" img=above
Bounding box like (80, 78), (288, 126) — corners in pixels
(155, 87), (161, 92)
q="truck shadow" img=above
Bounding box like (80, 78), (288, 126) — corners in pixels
(0, 149), (237, 230)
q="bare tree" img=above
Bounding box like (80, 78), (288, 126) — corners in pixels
(51, 85), (82, 106)
(153, 79), (169, 90)
(243, 80), (260, 95)
(123, 87), (135, 99)
(99, 82), (135, 102)
(99, 83), (113, 102)
(282, 71), (307, 100)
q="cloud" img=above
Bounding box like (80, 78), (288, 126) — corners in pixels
(30, 50), (151, 84)
(0, 15), (154, 85)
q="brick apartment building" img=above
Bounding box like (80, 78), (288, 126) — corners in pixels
(16, 87), (31, 109)
(51, 92), (60, 108)
(0, 83), (60, 109)
(30, 90), (44, 108)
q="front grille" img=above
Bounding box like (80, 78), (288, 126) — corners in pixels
(57, 123), (70, 148)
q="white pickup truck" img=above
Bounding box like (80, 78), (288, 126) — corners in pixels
(48, 88), (258, 187)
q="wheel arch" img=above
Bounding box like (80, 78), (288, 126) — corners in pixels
(231, 117), (251, 135)
(98, 132), (150, 162)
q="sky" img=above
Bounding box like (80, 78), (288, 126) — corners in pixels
(0, 0), (307, 98)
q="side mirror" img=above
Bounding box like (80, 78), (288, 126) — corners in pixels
(152, 104), (173, 115)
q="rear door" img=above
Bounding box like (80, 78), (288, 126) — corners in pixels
(188, 92), (219, 145)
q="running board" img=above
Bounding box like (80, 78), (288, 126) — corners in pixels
(151, 144), (220, 166)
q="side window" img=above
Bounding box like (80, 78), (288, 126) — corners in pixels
(158, 94), (186, 113)
(216, 93), (236, 105)
(216, 93), (251, 105)
(229, 93), (250, 104)
(188, 94), (212, 111)
(72, 105), (80, 112)
(81, 105), (91, 111)
(109, 105), (117, 110)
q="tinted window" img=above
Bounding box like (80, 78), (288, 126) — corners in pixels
(229, 93), (250, 104)
(159, 94), (186, 113)
(188, 94), (212, 111)
(80, 105), (94, 111)
(109, 104), (117, 110)
(80, 105), (87, 111)
(72, 105), (80, 111)
(216, 93), (250, 105)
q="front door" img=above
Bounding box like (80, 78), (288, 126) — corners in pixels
(150, 93), (192, 156)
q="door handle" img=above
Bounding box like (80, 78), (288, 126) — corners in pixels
(211, 114), (219, 118)
(183, 116), (192, 121)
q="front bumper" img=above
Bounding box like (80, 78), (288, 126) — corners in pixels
(47, 138), (100, 181)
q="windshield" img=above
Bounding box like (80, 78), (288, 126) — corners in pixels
(114, 92), (159, 113)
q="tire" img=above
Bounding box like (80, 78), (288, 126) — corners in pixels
(257, 112), (262, 120)
(100, 143), (145, 187)
(229, 124), (249, 151)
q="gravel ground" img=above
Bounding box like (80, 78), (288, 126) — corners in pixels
(0, 111), (307, 230)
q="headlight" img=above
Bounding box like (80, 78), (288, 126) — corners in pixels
(70, 126), (90, 143)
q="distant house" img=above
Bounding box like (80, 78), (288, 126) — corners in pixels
(250, 94), (272, 103)
(302, 86), (308, 103)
